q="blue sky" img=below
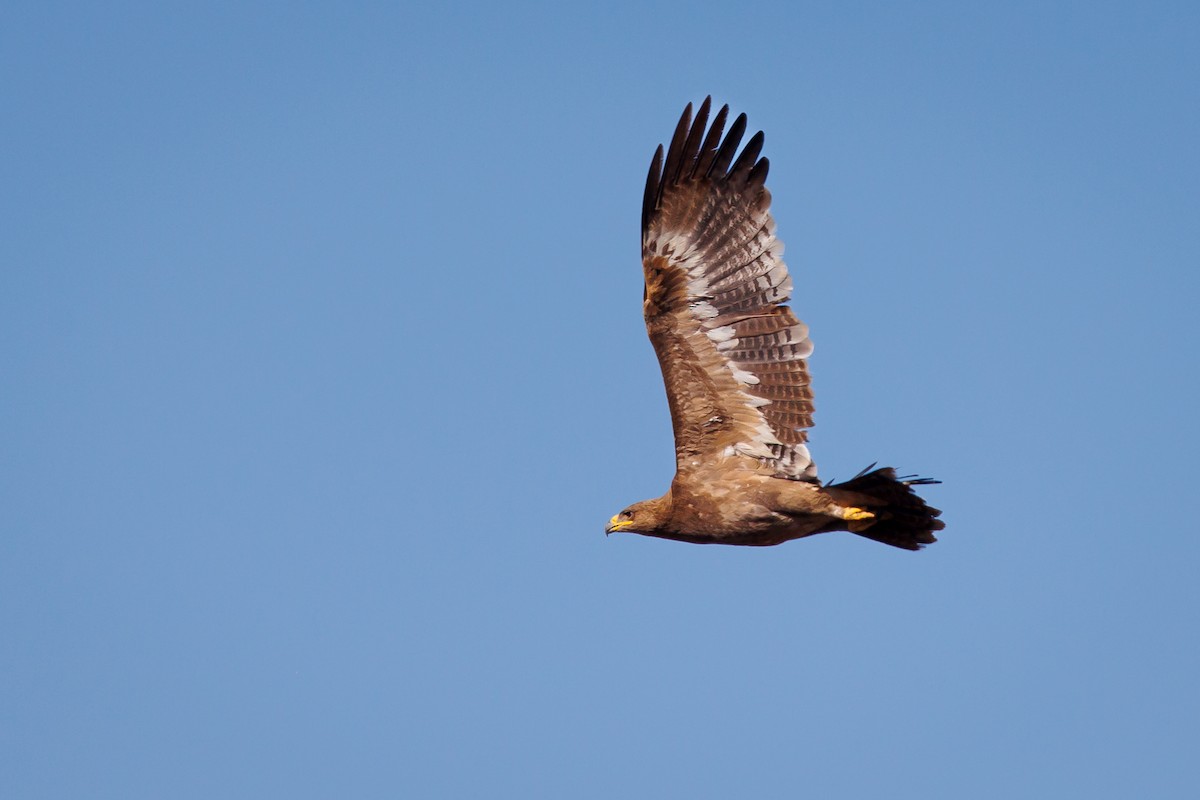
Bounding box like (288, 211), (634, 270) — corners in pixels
(3, 1), (1198, 796)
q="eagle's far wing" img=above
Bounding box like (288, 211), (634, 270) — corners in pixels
(641, 97), (817, 482)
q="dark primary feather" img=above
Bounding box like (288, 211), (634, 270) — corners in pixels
(677, 97), (710, 181)
(708, 113), (747, 178)
(662, 101), (694, 187)
(695, 103), (728, 177)
(641, 145), (663, 233)
(729, 130), (765, 178)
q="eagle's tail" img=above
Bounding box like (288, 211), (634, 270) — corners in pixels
(825, 465), (944, 551)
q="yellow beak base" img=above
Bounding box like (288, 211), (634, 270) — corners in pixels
(607, 515), (634, 533)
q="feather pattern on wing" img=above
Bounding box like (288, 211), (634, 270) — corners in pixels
(641, 97), (817, 482)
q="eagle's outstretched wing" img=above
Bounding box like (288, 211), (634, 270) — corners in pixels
(641, 97), (817, 482)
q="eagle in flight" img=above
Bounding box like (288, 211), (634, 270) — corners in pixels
(606, 98), (944, 549)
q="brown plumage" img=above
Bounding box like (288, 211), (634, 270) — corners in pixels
(606, 98), (944, 550)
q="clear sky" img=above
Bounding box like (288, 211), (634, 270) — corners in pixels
(3, 1), (1198, 797)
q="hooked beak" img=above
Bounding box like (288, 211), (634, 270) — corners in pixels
(606, 515), (634, 535)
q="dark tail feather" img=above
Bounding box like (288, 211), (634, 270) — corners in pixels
(825, 466), (944, 551)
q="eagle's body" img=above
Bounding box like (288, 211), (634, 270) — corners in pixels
(607, 98), (944, 550)
(624, 468), (843, 547)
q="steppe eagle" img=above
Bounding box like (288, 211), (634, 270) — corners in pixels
(606, 98), (944, 549)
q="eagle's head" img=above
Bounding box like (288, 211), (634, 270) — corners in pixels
(605, 495), (671, 536)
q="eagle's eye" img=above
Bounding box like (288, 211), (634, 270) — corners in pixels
(621, 510), (634, 519)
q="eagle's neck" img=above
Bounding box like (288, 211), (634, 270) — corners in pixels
(638, 492), (675, 534)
